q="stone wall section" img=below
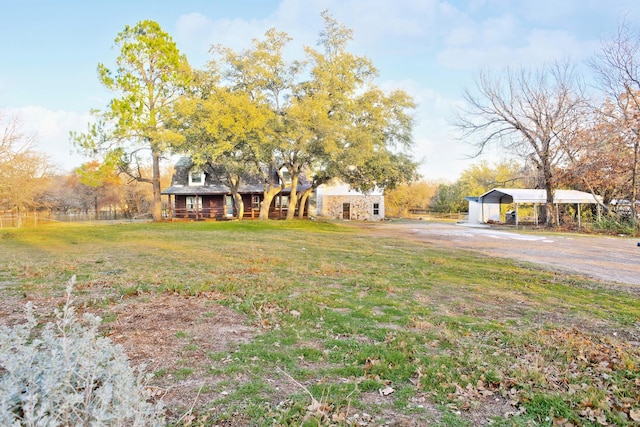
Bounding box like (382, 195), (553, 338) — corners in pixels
(321, 194), (384, 221)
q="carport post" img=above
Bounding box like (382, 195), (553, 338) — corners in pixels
(577, 203), (581, 228)
(515, 203), (519, 226)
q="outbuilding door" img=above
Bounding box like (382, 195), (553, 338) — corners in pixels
(342, 203), (351, 220)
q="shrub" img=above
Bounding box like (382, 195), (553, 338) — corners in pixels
(0, 277), (164, 426)
(590, 215), (638, 236)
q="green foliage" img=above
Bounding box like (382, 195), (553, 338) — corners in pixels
(458, 160), (524, 196)
(384, 180), (438, 217)
(172, 12), (418, 221)
(0, 278), (163, 426)
(72, 20), (191, 221)
(431, 181), (466, 212)
(75, 159), (120, 189)
(590, 215), (639, 235)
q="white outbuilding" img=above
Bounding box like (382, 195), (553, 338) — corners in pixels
(467, 188), (602, 226)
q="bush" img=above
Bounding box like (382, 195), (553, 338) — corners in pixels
(590, 215), (639, 236)
(0, 277), (164, 426)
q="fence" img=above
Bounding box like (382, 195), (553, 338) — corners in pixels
(0, 211), (141, 228)
(405, 211), (469, 222)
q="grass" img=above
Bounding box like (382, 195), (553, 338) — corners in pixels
(0, 220), (639, 426)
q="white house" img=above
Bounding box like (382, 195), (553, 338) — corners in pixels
(316, 181), (384, 221)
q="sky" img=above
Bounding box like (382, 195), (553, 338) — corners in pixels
(1, 0), (639, 182)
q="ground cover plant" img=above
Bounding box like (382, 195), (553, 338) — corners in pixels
(0, 220), (639, 426)
(0, 279), (164, 426)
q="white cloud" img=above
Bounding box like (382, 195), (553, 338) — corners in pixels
(377, 79), (496, 181)
(438, 20), (595, 70)
(176, 12), (276, 67)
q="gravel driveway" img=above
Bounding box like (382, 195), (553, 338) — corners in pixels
(366, 221), (640, 290)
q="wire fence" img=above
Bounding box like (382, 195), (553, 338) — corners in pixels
(0, 211), (148, 229)
(405, 211), (469, 222)
(1, 209), (470, 228)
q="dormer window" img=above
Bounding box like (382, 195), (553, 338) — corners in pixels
(189, 171), (205, 186)
(281, 170), (291, 186)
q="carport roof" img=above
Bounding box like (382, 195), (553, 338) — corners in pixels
(479, 188), (602, 204)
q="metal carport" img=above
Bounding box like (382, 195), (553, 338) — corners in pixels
(477, 188), (602, 226)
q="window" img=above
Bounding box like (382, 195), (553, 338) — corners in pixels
(189, 171), (205, 186)
(252, 195), (260, 209)
(373, 203), (380, 216)
(281, 170), (291, 185)
(186, 196), (202, 211)
(277, 195), (289, 208)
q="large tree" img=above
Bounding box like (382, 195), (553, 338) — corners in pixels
(73, 20), (190, 221)
(210, 28), (294, 220)
(456, 62), (586, 225)
(171, 70), (271, 220)
(290, 12), (417, 219)
(589, 20), (640, 224)
(207, 13), (417, 220)
(173, 13), (416, 221)
(555, 104), (631, 208)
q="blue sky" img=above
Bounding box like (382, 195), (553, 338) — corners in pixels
(1, 0), (638, 181)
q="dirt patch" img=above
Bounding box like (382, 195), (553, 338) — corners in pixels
(0, 290), (259, 418)
(98, 293), (257, 410)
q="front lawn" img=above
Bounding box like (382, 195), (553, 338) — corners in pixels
(0, 220), (638, 426)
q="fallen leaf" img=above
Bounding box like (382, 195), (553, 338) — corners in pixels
(379, 386), (395, 396)
(307, 399), (322, 412)
(630, 408), (640, 422)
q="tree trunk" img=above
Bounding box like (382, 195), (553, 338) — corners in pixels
(232, 191), (244, 220)
(544, 185), (555, 227)
(297, 187), (314, 219)
(151, 150), (163, 222)
(631, 139), (639, 228)
(540, 152), (555, 226)
(259, 187), (281, 220)
(286, 173), (300, 220)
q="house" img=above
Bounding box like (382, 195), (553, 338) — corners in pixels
(161, 157), (310, 220)
(315, 181), (385, 221)
(467, 188), (602, 226)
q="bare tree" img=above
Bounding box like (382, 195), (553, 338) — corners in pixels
(590, 19), (640, 225)
(0, 113), (53, 216)
(455, 61), (586, 225)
